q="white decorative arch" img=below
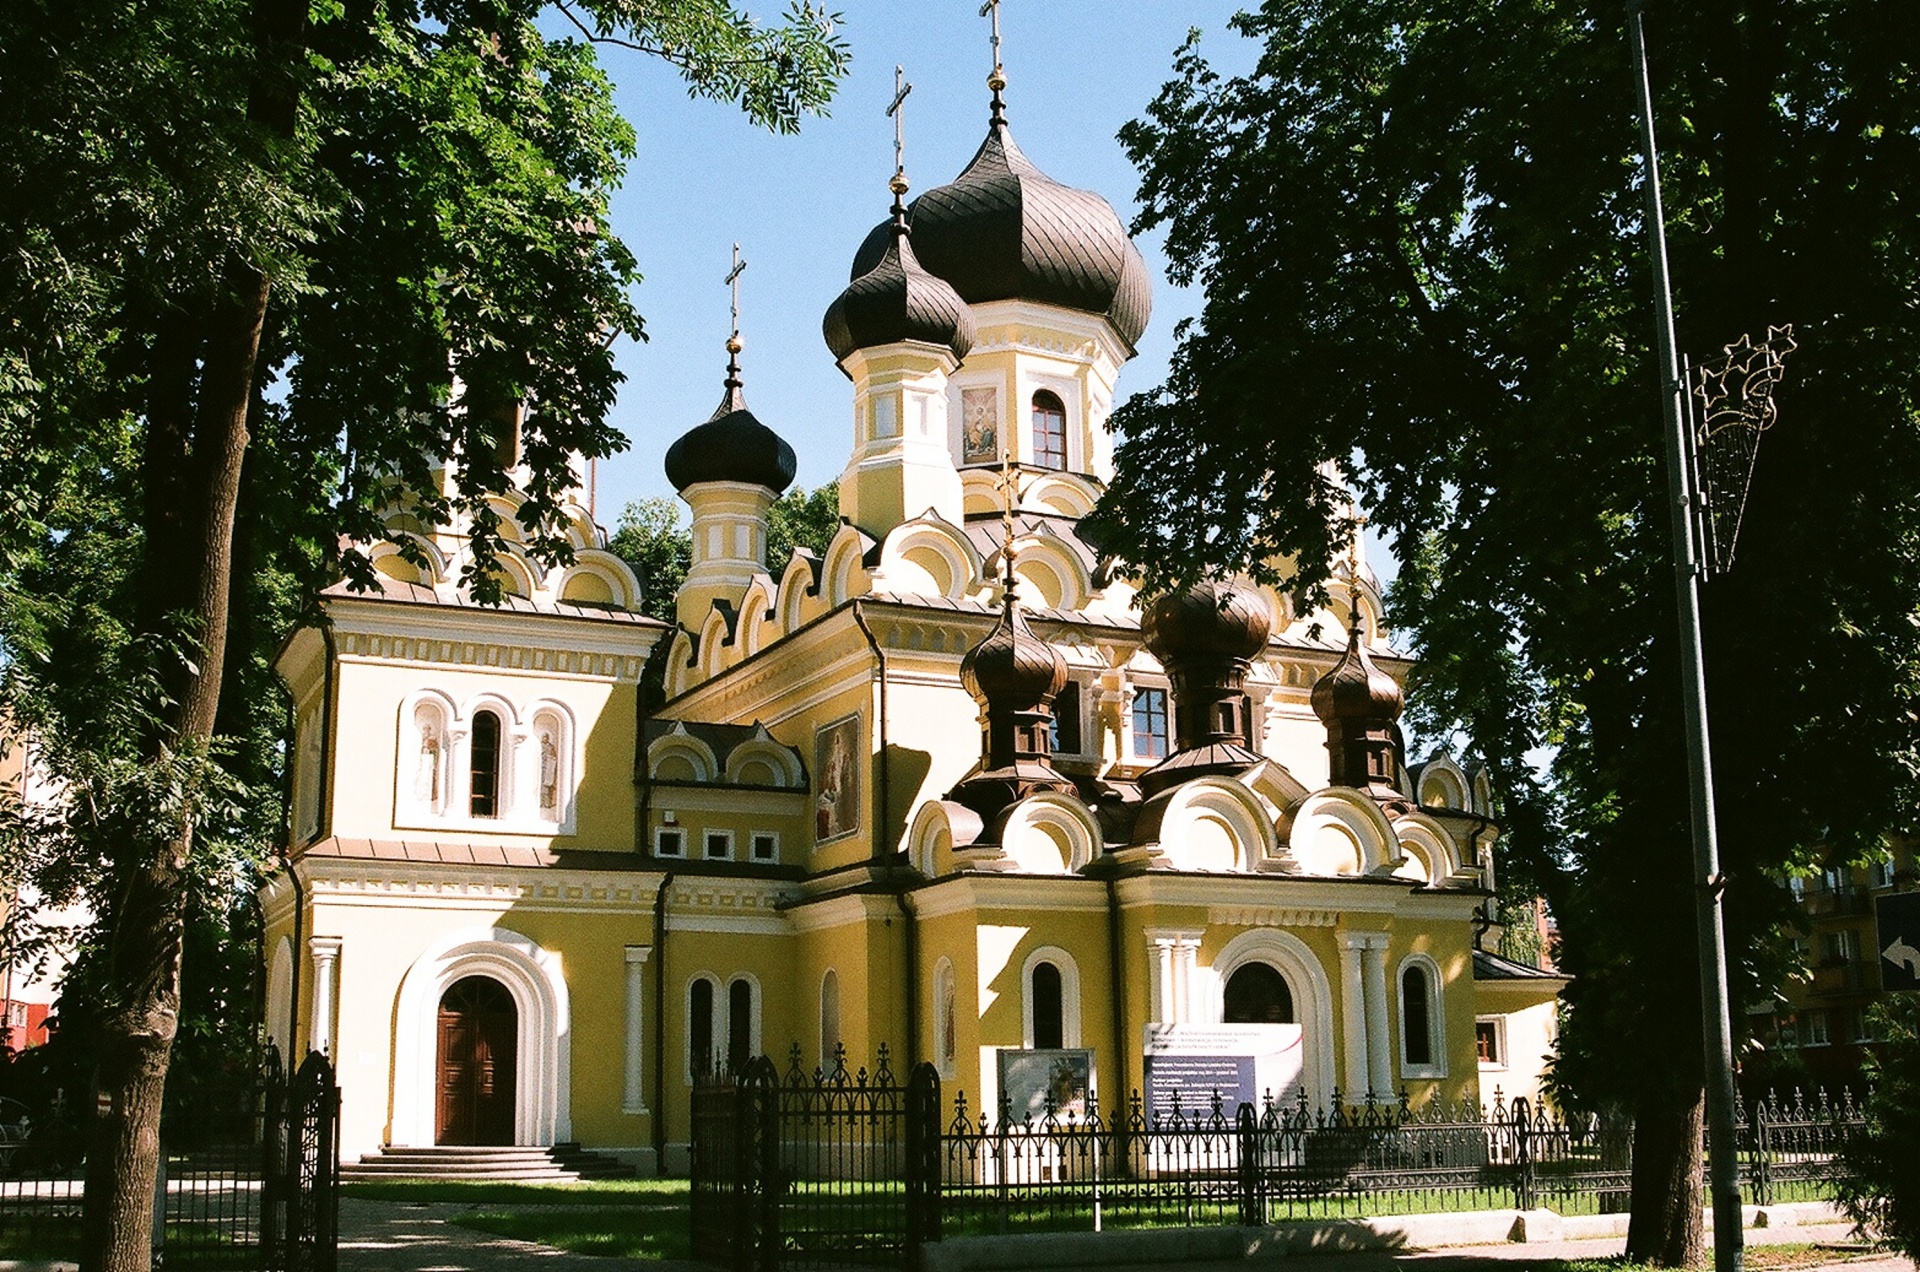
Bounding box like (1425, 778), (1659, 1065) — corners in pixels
(1211, 929), (1337, 1107)
(698, 608), (734, 678)
(396, 689), (458, 822)
(822, 525), (874, 606)
(879, 516), (982, 600)
(737, 576), (779, 655)
(725, 734), (803, 788)
(526, 699), (577, 829)
(777, 552), (824, 632)
(1156, 778), (1276, 873)
(557, 500), (599, 551)
(998, 533), (1090, 611)
(1021, 945), (1082, 1049)
(1395, 952), (1448, 1080)
(1019, 472), (1097, 518)
(1393, 812), (1460, 884)
(999, 793), (1100, 874)
(266, 936), (294, 1056)
(369, 535), (446, 587)
(557, 550), (640, 610)
(1288, 789), (1398, 877)
(1416, 754), (1470, 810)
(392, 926), (571, 1147)
(649, 726), (718, 783)
(483, 493), (528, 543)
(664, 631), (697, 699)
(489, 547), (540, 599)
(907, 800), (984, 877)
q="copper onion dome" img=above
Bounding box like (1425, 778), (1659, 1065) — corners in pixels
(1141, 578), (1272, 665)
(961, 603), (1067, 710)
(847, 122), (1152, 350)
(663, 347), (797, 495)
(1311, 613), (1405, 725)
(824, 180), (976, 365)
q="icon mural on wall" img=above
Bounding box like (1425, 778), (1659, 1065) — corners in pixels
(961, 387), (999, 465)
(814, 714), (862, 843)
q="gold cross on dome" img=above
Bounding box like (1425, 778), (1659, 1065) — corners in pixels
(723, 243), (747, 343)
(980, 0), (1002, 73)
(886, 65), (913, 179)
(997, 440), (1021, 591)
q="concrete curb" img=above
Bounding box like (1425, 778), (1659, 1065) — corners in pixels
(919, 1201), (1852, 1270)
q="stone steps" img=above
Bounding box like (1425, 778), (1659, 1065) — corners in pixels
(341, 1143), (632, 1183)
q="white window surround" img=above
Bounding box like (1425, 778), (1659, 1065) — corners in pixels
(1021, 946), (1082, 1049)
(393, 689), (578, 836)
(391, 926), (571, 1149)
(654, 826), (687, 858)
(1475, 1015), (1507, 1070)
(1395, 952), (1448, 1080)
(1211, 929), (1337, 1109)
(1025, 375), (1082, 472)
(702, 829), (735, 861)
(684, 972), (762, 1083)
(750, 831), (780, 863)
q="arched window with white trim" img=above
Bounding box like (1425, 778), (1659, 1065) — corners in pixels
(727, 976), (760, 1071)
(1021, 947), (1081, 1049)
(1398, 954), (1447, 1079)
(470, 709), (503, 818)
(529, 706), (570, 824)
(1032, 391), (1067, 471)
(819, 969), (841, 1069)
(689, 976), (717, 1078)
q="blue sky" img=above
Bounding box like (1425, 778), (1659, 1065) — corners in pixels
(585, 1), (1253, 522)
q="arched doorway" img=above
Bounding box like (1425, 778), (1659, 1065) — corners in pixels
(1224, 962), (1295, 1024)
(437, 975), (517, 1145)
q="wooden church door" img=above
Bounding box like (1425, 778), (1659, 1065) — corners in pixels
(436, 975), (518, 1145)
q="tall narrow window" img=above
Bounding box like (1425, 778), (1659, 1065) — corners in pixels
(1132, 688), (1169, 760)
(728, 978), (754, 1071)
(1032, 391), (1067, 470)
(469, 710), (501, 817)
(1402, 964), (1433, 1067)
(690, 978), (715, 1076)
(935, 960), (958, 1072)
(1049, 681), (1082, 755)
(1031, 961), (1064, 1050)
(819, 970), (841, 1069)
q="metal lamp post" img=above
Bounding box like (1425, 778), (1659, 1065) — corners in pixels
(1627, 5), (1797, 1272)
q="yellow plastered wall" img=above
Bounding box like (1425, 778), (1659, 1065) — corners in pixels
(1382, 922), (1481, 1109)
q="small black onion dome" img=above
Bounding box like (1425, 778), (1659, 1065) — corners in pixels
(824, 224), (976, 363)
(1142, 579), (1272, 665)
(663, 366), (797, 495)
(1311, 616), (1405, 724)
(849, 124), (1153, 349)
(961, 604), (1067, 710)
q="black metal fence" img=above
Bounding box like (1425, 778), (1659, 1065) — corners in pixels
(0, 1046), (339, 1270)
(692, 1048), (1867, 1272)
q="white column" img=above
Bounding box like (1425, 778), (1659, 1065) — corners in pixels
(309, 936), (342, 1058)
(1148, 936), (1176, 1024)
(1362, 936), (1393, 1101)
(1337, 933), (1369, 1100)
(1174, 938), (1201, 1024)
(623, 945), (651, 1114)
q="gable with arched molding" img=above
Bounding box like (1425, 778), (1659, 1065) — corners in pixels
(996, 793), (1101, 874)
(1286, 789), (1399, 877)
(1390, 811), (1460, 885)
(664, 630), (698, 699)
(876, 515), (983, 601)
(556, 549), (641, 611)
(1415, 754), (1471, 811)
(736, 576), (779, 656)
(1019, 472), (1099, 518)
(1134, 778), (1277, 873)
(776, 551), (826, 632)
(370, 534), (448, 587)
(724, 734), (805, 789)
(697, 608), (736, 679)
(649, 727), (718, 784)
(822, 524), (876, 606)
(907, 799), (984, 877)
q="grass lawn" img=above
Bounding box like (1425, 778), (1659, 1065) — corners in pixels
(451, 1206), (693, 1260)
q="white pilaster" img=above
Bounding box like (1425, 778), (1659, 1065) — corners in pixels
(1362, 935), (1393, 1101)
(623, 945), (651, 1114)
(1174, 937), (1201, 1025)
(309, 936), (343, 1058)
(1148, 935), (1176, 1024)
(1337, 933), (1368, 1100)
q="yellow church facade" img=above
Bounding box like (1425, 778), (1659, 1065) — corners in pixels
(261, 88), (1562, 1174)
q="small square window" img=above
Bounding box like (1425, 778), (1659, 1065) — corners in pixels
(655, 828), (685, 858)
(750, 833), (779, 863)
(705, 831), (733, 860)
(1802, 1008), (1830, 1046)
(1475, 1019), (1503, 1066)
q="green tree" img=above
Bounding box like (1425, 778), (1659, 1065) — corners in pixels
(0, 2), (845, 1267)
(1839, 995), (1920, 1258)
(607, 483), (840, 625)
(1088, 3), (1920, 1263)
(767, 482), (841, 572)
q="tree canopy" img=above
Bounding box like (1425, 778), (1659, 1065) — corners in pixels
(609, 482), (840, 626)
(1088, 1), (1920, 1262)
(0, 1), (845, 1266)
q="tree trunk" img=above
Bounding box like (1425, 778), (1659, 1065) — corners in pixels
(79, 261), (269, 1272)
(1625, 1083), (1706, 1267)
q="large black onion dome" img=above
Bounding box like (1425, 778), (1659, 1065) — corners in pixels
(1142, 579), (1272, 665)
(961, 604), (1067, 710)
(663, 364), (797, 495)
(824, 224), (976, 363)
(849, 124), (1153, 349)
(1311, 615), (1404, 724)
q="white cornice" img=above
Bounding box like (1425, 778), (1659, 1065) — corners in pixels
(907, 874), (1110, 920)
(293, 857), (667, 914)
(1114, 872), (1471, 916)
(325, 597), (660, 680)
(783, 892), (899, 933)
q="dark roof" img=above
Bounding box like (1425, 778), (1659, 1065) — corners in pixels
(1472, 949), (1566, 981)
(849, 124), (1152, 349)
(664, 371), (797, 495)
(319, 575), (663, 625)
(824, 220), (976, 364)
(643, 719), (807, 785)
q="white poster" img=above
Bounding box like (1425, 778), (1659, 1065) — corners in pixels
(1142, 1023), (1304, 1119)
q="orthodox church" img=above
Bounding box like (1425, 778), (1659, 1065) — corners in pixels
(263, 68), (1563, 1174)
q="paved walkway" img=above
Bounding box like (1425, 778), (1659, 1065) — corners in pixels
(337, 1198), (1910, 1272)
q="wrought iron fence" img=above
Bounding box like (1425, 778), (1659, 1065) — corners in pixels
(691, 1050), (1868, 1272)
(0, 1046), (338, 1270)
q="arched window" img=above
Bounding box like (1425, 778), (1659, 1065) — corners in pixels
(1402, 964), (1433, 1067)
(819, 970), (841, 1069)
(690, 978), (715, 1076)
(1032, 391), (1067, 471)
(1030, 961), (1064, 1049)
(469, 710), (502, 817)
(934, 960), (958, 1075)
(1224, 962), (1295, 1024)
(728, 977), (755, 1071)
